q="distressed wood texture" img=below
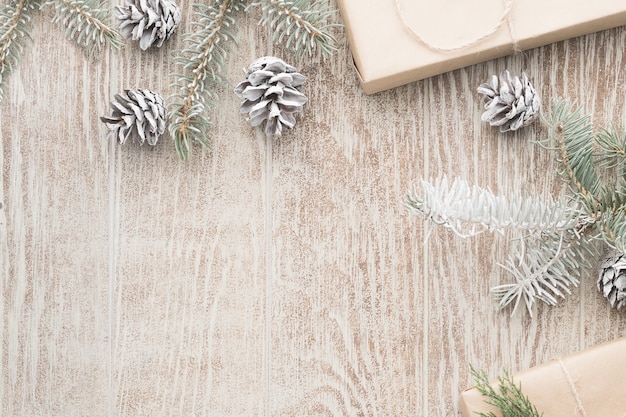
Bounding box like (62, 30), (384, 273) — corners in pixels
(2, 3), (626, 417)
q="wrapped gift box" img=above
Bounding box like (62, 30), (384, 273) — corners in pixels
(337, 0), (626, 94)
(459, 336), (626, 417)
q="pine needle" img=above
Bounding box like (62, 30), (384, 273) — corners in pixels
(47, 0), (123, 57)
(0, 0), (121, 104)
(169, 0), (243, 160)
(255, 0), (340, 58)
(405, 177), (584, 238)
(492, 230), (598, 316)
(469, 365), (542, 417)
(538, 100), (601, 210)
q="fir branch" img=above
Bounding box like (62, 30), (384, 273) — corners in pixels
(404, 177), (584, 238)
(0, 0), (38, 102)
(595, 124), (626, 171)
(469, 365), (542, 417)
(598, 209), (626, 252)
(169, 0), (243, 160)
(491, 229), (598, 315)
(46, 0), (123, 57)
(255, 0), (339, 58)
(539, 100), (601, 210)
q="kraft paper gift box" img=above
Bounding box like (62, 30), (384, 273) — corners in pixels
(458, 336), (626, 417)
(337, 0), (626, 94)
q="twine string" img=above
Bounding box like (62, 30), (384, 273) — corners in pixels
(393, 0), (519, 53)
(557, 358), (590, 417)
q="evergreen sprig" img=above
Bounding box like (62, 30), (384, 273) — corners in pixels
(539, 101), (601, 211)
(0, 0), (121, 104)
(169, 0), (341, 160)
(405, 177), (584, 238)
(469, 365), (542, 417)
(0, 0), (38, 102)
(254, 0), (340, 58)
(406, 99), (626, 315)
(492, 229), (597, 314)
(169, 0), (244, 160)
(47, 0), (123, 57)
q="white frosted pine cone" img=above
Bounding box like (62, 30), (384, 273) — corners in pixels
(116, 0), (181, 50)
(100, 89), (167, 146)
(234, 56), (308, 138)
(597, 249), (626, 310)
(477, 70), (541, 132)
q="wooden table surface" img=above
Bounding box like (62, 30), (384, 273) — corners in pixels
(2, 3), (626, 416)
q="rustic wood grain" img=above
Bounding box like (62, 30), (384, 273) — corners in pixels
(1, 3), (626, 417)
(110, 6), (267, 416)
(1, 15), (111, 416)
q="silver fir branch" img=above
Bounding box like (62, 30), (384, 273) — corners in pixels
(0, 0), (121, 104)
(0, 0), (39, 102)
(254, 0), (340, 58)
(406, 99), (626, 316)
(47, 0), (123, 57)
(169, 0), (243, 161)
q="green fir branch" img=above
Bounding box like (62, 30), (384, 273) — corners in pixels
(169, 0), (243, 160)
(404, 177), (584, 238)
(254, 0), (340, 58)
(469, 365), (542, 417)
(46, 0), (123, 57)
(0, 0), (38, 102)
(538, 101), (602, 211)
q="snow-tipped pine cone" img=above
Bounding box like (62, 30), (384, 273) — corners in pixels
(234, 56), (308, 138)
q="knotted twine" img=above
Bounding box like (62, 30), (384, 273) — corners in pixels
(393, 0), (521, 53)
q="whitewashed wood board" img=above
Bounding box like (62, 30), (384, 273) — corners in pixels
(1, 5), (626, 417)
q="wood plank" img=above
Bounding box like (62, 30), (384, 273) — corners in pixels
(111, 10), (268, 416)
(2, 5), (626, 417)
(1, 15), (111, 416)
(268, 43), (426, 415)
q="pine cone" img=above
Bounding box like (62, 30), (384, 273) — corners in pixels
(234, 56), (308, 138)
(477, 70), (541, 132)
(100, 89), (167, 146)
(116, 0), (181, 50)
(597, 249), (626, 310)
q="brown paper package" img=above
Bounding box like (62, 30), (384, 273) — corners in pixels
(458, 336), (626, 417)
(337, 0), (626, 94)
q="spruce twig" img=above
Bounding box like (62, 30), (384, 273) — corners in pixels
(538, 101), (601, 211)
(0, 0), (38, 102)
(254, 0), (340, 58)
(0, 0), (120, 104)
(47, 0), (123, 57)
(492, 230), (598, 315)
(469, 365), (542, 417)
(169, 0), (243, 160)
